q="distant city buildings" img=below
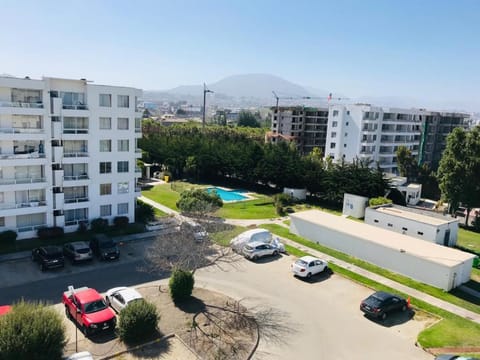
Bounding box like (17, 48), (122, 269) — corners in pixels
(270, 104), (470, 174)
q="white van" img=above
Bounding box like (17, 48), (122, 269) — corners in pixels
(230, 229), (285, 253)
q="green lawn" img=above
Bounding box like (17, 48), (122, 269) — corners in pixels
(153, 207), (169, 218)
(215, 196), (278, 219)
(457, 228), (480, 254)
(141, 184), (180, 210)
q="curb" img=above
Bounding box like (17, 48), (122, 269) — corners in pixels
(98, 333), (175, 360)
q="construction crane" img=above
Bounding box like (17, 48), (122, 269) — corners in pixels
(272, 90), (349, 109)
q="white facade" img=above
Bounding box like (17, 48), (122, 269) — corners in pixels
(342, 193), (369, 219)
(324, 104), (424, 174)
(283, 187), (307, 201)
(290, 210), (474, 291)
(0, 76), (142, 239)
(365, 205), (459, 246)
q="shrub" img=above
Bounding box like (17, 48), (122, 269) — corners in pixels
(169, 268), (194, 303)
(113, 216), (129, 229)
(275, 193), (294, 207)
(0, 300), (66, 360)
(37, 226), (64, 240)
(0, 230), (17, 244)
(135, 200), (155, 224)
(118, 300), (159, 344)
(176, 189), (223, 215)
(369, 196), (392, 207)
(91, 218), (109, 233)
(77, 221), (88, 234)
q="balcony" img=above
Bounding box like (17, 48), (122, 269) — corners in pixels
(65, 219), (88, 227)
(0, 101), (43, 109)
(62, 104), (88, 110)
(0, 177), (46, 185)
(0, 127), (44, 134)
(64, 174), (89, 181)
(63, 128), (88, 134)
(0, 152), (45, 160)
(63, 152), (89, 158)
(0, 200), (47, 210)
(64, 196), (89, 204)
(17, 223), (47, 233)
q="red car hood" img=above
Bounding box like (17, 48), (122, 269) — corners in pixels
(84, 308), (115, 324)
(0, 305), (12, 316)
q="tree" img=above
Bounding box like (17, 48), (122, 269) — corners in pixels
(237, 111), (260, 128)
(437, 126), (480, 224)
(118, 300), (159, 344)
(135, 199), (155, 223)
(369, 197), (392, 207)
(176, 188), (223, 216)
(0, 301), (66, 360)
(396, 146), (418, 181)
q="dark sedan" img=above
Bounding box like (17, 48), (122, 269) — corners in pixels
(360, 291), (408, 320)
(435, 356), (480, 360)
(31, 246), (65, 271)
(89, 235), (120, 261)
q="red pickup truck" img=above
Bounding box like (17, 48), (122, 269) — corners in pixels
(63, 286), (116, 336)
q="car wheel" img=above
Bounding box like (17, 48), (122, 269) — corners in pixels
(306, 272), (312, 279)
(401, 304), (407, 312)
(82, 325), (90, 336)
(381, 312), (387, 321)
(273, 250), (279, 256)
(252, 255), (258, 261)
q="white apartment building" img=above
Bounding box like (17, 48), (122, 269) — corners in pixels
(324, 104), (424, 173)
(0, 75), (142, 240)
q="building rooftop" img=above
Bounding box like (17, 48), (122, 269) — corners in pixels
(290, 210), (474, 267)
(373, 205), (457, 226)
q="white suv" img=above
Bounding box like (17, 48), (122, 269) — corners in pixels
(291, 256), (329, 278)
(242, 241), (279, 260)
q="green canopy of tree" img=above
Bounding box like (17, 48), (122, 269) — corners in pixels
(176, 188), (223, 215)
(237, 110), (260, 127)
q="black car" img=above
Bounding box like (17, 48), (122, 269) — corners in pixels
(31, 246), (65, 271)
(435, 356), (480, 360)
(89, 235), (120, 261)
(360, 291), (408, 320)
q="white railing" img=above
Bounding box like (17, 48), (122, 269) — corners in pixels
(0, 201), (46, 210)
(64, 197), (89, 204)
(0, 101), (43, 108)
(17, 224), (47, 233)
(63, 129), (89, 134)
(64, 174), (89, 181)
(62, 104), (88, 110)
(65, 219), (88, 226)
(0, 128), (44, 134)
(63, 152), (89, 158)
(0, 152), (45, 159)
(0, 177), (46, 185)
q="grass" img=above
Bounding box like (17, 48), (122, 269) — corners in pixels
(259, 223), (480, 315)
(215, 196), (278, 219)
(141, 184), (180, 210)
(457, 228), (480, 254)
(209, 225), (247, 246)
(153, 207), (169, 218)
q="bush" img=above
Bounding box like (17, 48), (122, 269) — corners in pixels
(135, 200), (155, 224)
(176, 189), (223, 215)
(169, 268), (194, 303)
(369, 196), (392, 207)
(113, 216), (129, 229)
(91, 218), (109, 233)
(0, 300), (66, 360)
(0, 230), (17, 244)
(118, 300), (159, 344)
(37, 227), (64, 240)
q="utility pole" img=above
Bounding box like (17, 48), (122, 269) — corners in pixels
(203, 83), (213, 128)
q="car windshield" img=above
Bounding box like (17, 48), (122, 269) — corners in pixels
(84, 300), (107, 314)
(45, 251), (62, 259)
(295, 259), (308, 266)
(76, 248), (90, 254)
(366, 295), (384, 307)
(100, 241), (115, 248)
(244, 245), (254, 250)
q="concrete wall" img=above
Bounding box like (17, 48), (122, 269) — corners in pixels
(342, 193), (369, 218)
(283, 188), (307, 200)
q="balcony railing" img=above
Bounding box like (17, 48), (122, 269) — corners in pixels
(18, 223), (47, 233)
(0, 177), (46, 185)
(0, 128), (44, 134)
(0, 200), (46, 210)
(63, 152), (89, 158)
(0, 101), (43, 108)
(64, 197), (89, 204)
(64, 174), (89, 181)
(63, 128), (88, 134)
(65, 219), (88, 226)
(0, 152), (45, 159)
(62, 104), (88, 110)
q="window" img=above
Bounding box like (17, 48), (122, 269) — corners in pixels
(402, 227), (408, 231)
(117, 117), (129, 130)
(118, 140), (129, 152)
(0, 217), (4, 227)
(99, 162), (112, 174)
(346, 122), (349, 126)
(332, 110), (339, 116)
(100, 205), (111, 217)
(417, 231), (424, 235)
(135, 118), (141, 130)
(118, 203), (128, 215)
(388, 223), (393, 227)
(344, 132), (348, 137)
(118, 95), (129, 108)
(374, 219), (379, 223)
(100, 140), (111, 152)
(331, 132), (336, 138)
(99, 117), (111, 129)
(332, 121), (338, 127)
(100, 183), (112, 195)
(118, 182), (129, 194)
(99, 94), (111, 107)
(343, 144), (347, 148)
(346, 111), (350, 115)
(117, 161), (129, 173)
(330, 142), (336, 149)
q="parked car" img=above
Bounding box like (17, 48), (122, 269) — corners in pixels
(435, 356), (480, 360)
(63, 242), (93, 263)
(89, 235), (120, 261)
(360, 291), (408, 320)
(291, 256), (329, 278)
(242, 241), (279, 260)
(31, 245), (65, 271)
(0, 305), (12, 316)
(63, 286), (116, 336)
(105, 286), (144, 312)
(65, 352), (94, 360)
(231, 229), (285, 253)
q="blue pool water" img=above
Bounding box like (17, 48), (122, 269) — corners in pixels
(208, 187), (247, 201)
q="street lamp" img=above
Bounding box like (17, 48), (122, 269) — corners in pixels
(203, 83), (213, 128)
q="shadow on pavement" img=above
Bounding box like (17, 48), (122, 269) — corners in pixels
(296, 269), (333, 284)
(174, 296), (206, 314)
(127, 331), (170, 359)
(363, 309), (415, 327)
(247, 254), (283, 264)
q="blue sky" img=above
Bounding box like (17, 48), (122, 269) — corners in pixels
(1, 0), (479, 110)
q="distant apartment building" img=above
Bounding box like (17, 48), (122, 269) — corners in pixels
(270, 106), (329, 154)
(0, 75), (142, 239)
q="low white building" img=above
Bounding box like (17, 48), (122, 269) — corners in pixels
(290, 210), (474, 291)
(342, 193), (369, 219)
(365, 205), (459, 246)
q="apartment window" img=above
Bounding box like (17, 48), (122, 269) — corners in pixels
(402, 227), (408, 231)
(417, 231), (424, 235)
(100, 183), (112, 195)
(333, 110), (339, 117)
(118, 95), (129, 108)
(99, 117), (111, 129)
(135, 118), (141, 130)
(118, 203), (128, 215)
(374, 219), (379, 223)
(346, 111), (350, 115)
(99, 162), (112, 174)
(99, 94), (111, 107)
(344, 144), (347, 148)
(118, 182), (129, 194)
(118, 140), (129, 152)
(331, 132), (336, 138)
(330, 142), (336, 149)
(0, 217), (4, 226)
(117, 161), (129, 173)
(344, 132), (348, 137)
(332, 121), (338, 127)
(100, 205), (111, 217)
(388, 223), (393, 227)
(118, 117), (129, 130)
(346, 122), (349, 126)
(100, 140), (111, 152)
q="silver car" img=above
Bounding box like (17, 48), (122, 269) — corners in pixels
(63, 241), (93, 263)
(242, 241), (279, 260)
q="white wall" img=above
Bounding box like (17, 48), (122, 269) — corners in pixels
(290, 215), (462, 290)
(342, 193), (369, 218)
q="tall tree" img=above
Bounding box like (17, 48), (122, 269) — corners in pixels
(396, 146), (418, 181)
(437, 126), (480, 223)
(237, 111), (260, 128)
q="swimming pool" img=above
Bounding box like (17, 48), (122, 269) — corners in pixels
(207, 187), (247, 201)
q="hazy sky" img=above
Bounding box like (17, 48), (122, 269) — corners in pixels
(1, 0), (479, 110)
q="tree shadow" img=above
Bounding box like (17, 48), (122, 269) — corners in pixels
(363, 308), (415, 328)
(174, 295), (206, 314)
(295, 269), (333, 284)
(450, 287), (480, 305)
(128, 331), (171, 359)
